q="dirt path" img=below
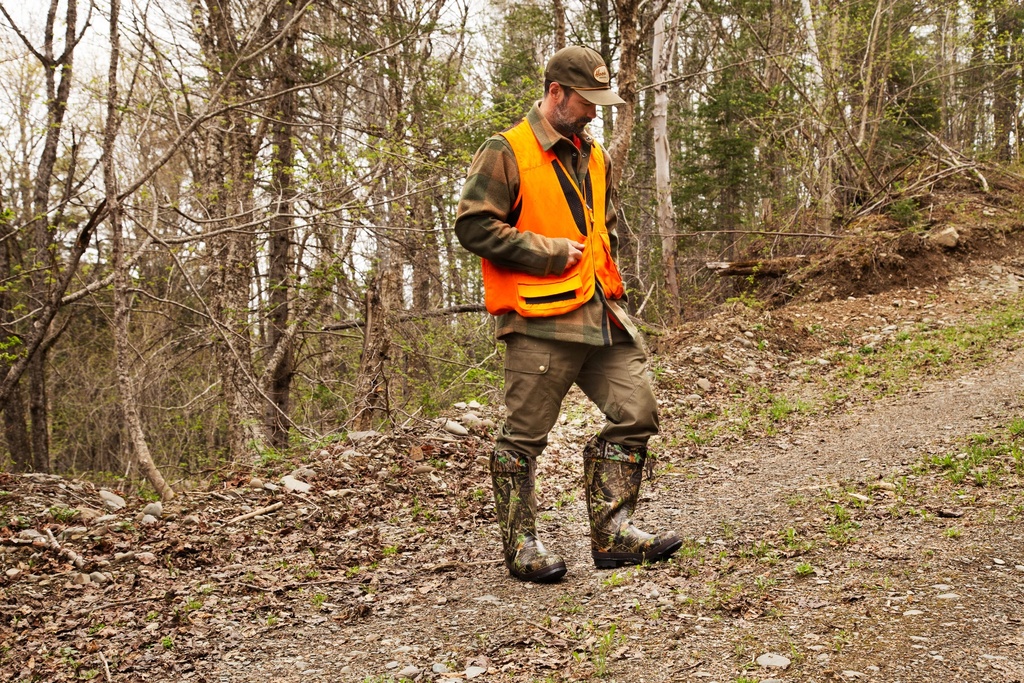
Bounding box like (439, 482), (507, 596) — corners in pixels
(192, 340), (1024, 683)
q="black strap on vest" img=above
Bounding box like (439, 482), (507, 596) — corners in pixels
(551, 161), (588, 236)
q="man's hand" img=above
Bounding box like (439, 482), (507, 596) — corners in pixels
(565, 240), (585, 271)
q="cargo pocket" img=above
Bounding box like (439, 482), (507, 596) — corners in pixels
(517, 273), (582, 311)
(505, 349), (552, 376)
(503, 347), (556, 448)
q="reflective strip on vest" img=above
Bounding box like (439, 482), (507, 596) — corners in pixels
(482, 119), (624, 317)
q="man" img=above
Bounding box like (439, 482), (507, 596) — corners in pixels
(455, 46), (682, 583)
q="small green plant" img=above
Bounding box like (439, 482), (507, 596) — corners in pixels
(828, 503), (851, 523)
(826, 520), (860, 545)
(592, 623), (625, 676)
(48, 506), (78, 523)
(257, 446), (285, 466)
(824, 503), (860, 544)
(832, 629), (852, 653)
(602, 570), (630, 588)
(768, 396), (807, 422)
(725, 290), (764, 311)
(780, 526), (813, 553)
(887, 197), (920, 226)
(559, 594), (582, 614)
(311, 592), (328, 608)
(160, 636), (174, 649)
(741, 540), (779, 564)
(794, 561), (815, 577)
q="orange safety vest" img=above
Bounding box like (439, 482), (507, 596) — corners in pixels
(481, 119), (625, 317)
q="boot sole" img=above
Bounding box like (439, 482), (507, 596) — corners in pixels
(592, 537), (683, 569)
(511, 560), (567, 583)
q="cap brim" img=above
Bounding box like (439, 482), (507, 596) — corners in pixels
(576, 88), (626, 106)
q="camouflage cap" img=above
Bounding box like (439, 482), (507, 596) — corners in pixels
(543, 46), (626, 106)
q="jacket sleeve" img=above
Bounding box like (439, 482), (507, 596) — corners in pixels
(454, 137), (570, 277)
(600, 144), (620, 261)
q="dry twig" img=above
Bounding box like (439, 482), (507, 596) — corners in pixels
(224, 501), (284, 525)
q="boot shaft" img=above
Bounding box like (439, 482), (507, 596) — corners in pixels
(583, 436), (645, 522)
(583, 436), (681, 567)
(490, 451), (567, 582)
(490, 453), (538, 540)
(583, 437), (646, 548)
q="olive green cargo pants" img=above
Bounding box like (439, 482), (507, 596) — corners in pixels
(493, 333), (659, 469)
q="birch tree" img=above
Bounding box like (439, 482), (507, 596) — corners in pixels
(651, 3), (682, 309)
(102, 0), (175, 500)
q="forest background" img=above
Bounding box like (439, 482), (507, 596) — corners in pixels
(0, 0), (1021, 500)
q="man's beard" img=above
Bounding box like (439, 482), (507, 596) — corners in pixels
(552, 98), (591, 138)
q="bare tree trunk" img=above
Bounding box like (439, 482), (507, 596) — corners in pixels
(27, 361), (48, 472)
(992, 6), (1020, 162)
(410, 195), (442, 312)
(965, 0), (992, 151)
(938, 6), (957, 146)
(761, 0), (788, 226)
(855, 0), (885, 149)
(652, 7), (680, 310)
(11, 0), (81, 472)
(352, 270), (397, 431)
(264, 2), (300, 450)
(1, 386), (31, 471)
(103, 0), (174, 501)
(214, 219), (266, 459)
(607, 0), (643, 194)
(553, 0), (566, 50)
(193, 0), (270, 461)
(596, 0), (614, 136)
(0, 205), (32, 471)
(800, 0), (834, 227)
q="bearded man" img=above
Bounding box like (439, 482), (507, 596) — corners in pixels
(455, 46), (682, 583)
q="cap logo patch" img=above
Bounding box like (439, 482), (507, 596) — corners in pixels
(593, 65), (610, 84)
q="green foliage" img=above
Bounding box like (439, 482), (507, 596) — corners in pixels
(927, 426), (1022, 486)
(886, 197), (921, 226)
(0, 334), (22, 365)
(794, 561), (815, 577)
(48, 506), (78, 523)
(591, 623), (625, 676)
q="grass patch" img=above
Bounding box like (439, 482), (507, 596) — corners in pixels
(926, 427), (1024, 486)
(830, 299), (1024, 397)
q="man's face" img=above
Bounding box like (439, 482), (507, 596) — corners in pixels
(550, 86), (598, 139)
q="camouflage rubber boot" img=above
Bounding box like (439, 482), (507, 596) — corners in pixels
(583, 436), (683, 569)
(490, 451), (567, 583)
